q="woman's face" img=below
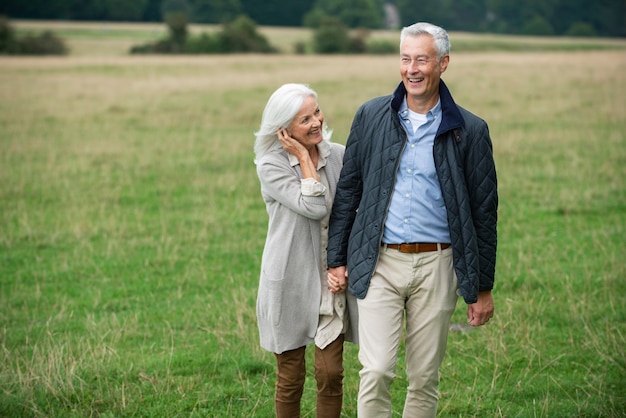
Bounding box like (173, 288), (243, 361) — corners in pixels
(287, 96), (324, 149)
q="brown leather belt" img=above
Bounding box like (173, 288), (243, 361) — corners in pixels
(384, 243), (451, 253)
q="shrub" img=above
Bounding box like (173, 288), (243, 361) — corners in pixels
(312, 18), (393, 54)
(130, 38), (179, 54)
(0, 15), (17, 52)
(186, 33), (220, 53)
(522, 16), (555, 36)
(313, 16), (351, 53)
(293, 41), (307, 54)
(566, 22), (597, 37)
(367, 39), (398, 54)
(216, 15), (277, 53)
(18, 31), (67, 54)
(130, 14), (276, 54)
(0, 16), (67, 55)
(129, 42), (155, 54)
(346, 28), (369, 53)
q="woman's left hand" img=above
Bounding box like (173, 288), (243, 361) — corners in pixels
(327, 271), (347, 294)
(278, 129), (306, 158)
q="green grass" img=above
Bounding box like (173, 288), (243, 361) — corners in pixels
(1, 24), (625, 417)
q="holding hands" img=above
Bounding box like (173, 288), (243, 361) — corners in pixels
(327, 266), (348, 294)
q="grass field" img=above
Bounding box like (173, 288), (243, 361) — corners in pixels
(1, 21), (625, 417)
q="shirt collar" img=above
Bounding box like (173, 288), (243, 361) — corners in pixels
(287, 139), (331, 169)
(398, 96), (442, 121)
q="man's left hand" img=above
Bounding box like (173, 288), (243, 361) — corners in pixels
(467, 290), (494, 326)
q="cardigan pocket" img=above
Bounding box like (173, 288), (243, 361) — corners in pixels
(258, 270), (284, 327)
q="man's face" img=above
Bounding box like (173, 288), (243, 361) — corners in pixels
(400, 34), (449, 111)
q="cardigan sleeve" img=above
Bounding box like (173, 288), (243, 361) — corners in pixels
(257, 153), (328, 221)
(301, 178), (326, 196)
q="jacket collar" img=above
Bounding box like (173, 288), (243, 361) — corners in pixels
(391, 80), (464, 136)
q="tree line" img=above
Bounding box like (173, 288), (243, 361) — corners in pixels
(0, 0), (624, 37)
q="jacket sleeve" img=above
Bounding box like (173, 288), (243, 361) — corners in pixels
(327, 108), (365, 267)
(465, 119), (498, 291)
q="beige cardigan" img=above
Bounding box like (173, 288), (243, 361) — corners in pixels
(255, 140), (358, 354)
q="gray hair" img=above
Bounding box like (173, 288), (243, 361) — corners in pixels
(254, 83), (332, 162)
(400, 22), (450, 61)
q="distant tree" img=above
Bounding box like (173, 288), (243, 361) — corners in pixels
(522, 15), (555, 35)
(396, 0), (447, 28)
(585, 0), (625, 37)
(0, 0), (623, 37)
(239, 0), (311, 27)
(396, 0), (488, 31)
(162, 0), (191, 16)
(550, 0), (588, 34)
(102, 0), (148, 21)
(0, 0), (61, 19)
(397, 0), (440, 28)
(302, 7), (326, 28)
(313, 16), (351, 53)
(162, 0), (191, 51)
(485, 0), (624, 37)
(486, 0), (579, 35)
(445, 0), (488, 31)
(192, 0), (242, 23)
(142, 0), (162, 21)
(305, 0), (385, 29)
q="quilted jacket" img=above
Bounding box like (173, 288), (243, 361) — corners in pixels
(327, 80), (498, 304)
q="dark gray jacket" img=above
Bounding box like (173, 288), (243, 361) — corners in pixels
(327, 80), (498, 304)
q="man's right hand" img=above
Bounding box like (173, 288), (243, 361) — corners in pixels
(327, 266), (348, 293)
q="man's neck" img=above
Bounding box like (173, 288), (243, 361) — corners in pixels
(406, 93), (439, 115)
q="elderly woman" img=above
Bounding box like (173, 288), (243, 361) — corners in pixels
(254, 83), (358, 417)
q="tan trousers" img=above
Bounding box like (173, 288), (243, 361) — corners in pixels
(274, 334), (345, 418)
(357, 246), (458, 418)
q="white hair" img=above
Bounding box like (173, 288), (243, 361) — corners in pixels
(400, 22), (450, 61)
(254, 83), (332, 162)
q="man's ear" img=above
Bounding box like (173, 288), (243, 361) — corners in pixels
(439, 54), (450, 73)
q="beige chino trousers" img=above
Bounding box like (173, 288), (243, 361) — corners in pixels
(357, 245), (458, 418)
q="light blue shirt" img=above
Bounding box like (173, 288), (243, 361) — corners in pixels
(382, 97), (451, 244)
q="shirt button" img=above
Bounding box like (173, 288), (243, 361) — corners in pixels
(405, 193), (410, 198)
(407, 169), (412, 174)
(404, 219), (409, 224)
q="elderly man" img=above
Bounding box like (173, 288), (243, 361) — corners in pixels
(327, 22), (498, 417)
